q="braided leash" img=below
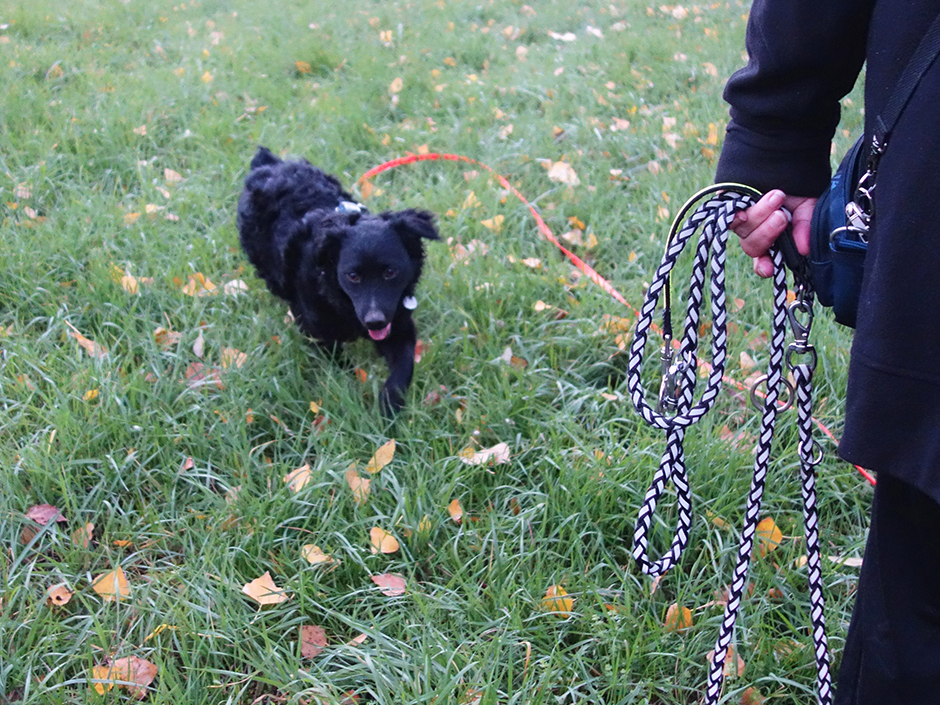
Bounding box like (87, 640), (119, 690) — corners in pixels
(627, 186), (831, 704)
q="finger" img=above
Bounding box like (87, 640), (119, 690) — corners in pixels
(738, 208), (791, 258)
(753, 255), (775, 278)
(784, 196), (818, 256)
(732, 189), (785, 239)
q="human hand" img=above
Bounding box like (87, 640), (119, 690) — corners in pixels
(730, 189), (817, 278)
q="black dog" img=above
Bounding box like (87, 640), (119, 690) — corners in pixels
(237, 146), (439, 414)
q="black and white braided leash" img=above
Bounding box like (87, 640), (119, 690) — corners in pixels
(626, 185), (831, 704)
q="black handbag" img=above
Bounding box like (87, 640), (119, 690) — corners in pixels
(808, 13), (940, 328)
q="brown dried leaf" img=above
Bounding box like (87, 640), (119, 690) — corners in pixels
(91, 656), (157, 699)
(241, 571), (289, 605)
(66, 323), (107, 358)
(300, 624), (328, 659)
(72, 522), (94, 548)
(46, 583), (73, 606)
(547, 161), (580, 186)
(756, 517), (783, 556)
(26, 504), (66, 525)
(664, 603), (693, 632)
(301, 544), (333, 565)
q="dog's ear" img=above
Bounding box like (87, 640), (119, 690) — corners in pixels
(306, 212), (348, 272)
(384, 209), (440, 242)
(250, 146), (281, 170)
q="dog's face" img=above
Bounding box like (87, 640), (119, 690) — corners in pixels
(314, 209), (439, 340)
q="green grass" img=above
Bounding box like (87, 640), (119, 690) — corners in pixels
(0, 1), (869, 703)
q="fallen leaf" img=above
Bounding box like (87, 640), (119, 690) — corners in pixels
(480, 215), (504, 232)
(828, 555), (864, 568)
(66, 323), (107, 358)
(372, 573), (407, 596)
(284, 464), (313, 493)
(92, 568), (131, 602)
(664, 603), (693, 632)
(389, 77), (403, 94)
(740, 686), (765, 705)
(706, 646), (746, 678)
(547, 161), (580, 186)
(347, 633), (369, 646)
(300, 625), (328, 658)
(353, 367), (368, 383)
(223, 279), (248, 295)
(547, 30), (577, 41)
(221, 347), (247, 369)
(302, 544), (333, 565)
(183, 362), (224, 390)
(26, 504), (66, 525)
(181, 273), (217, 297)
(47, 583), (73, 606)
(366, 439), (396, 474)
(345, 467), (371, 505)
(154, 327), (182, 349)
(458, 442), (510, 466)
(756, 517), (783, 556)
(192, 329), (205, 358)
(370, 527), (400, 554)
(541, 585), (574, 616)
(242, 571), (289, 605)
(72, 522), (94, 548)
(91, 656), (157, 698)
(448, 498), (464, 524)
(124, 212), (141, 225)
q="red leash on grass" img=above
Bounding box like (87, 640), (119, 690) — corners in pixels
(358, 151), (876, 487)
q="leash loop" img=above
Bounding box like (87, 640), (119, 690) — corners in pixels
(627, 184), (832, 705)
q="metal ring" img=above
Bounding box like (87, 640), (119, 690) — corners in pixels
(749, 374), (794, 412)
(802, 438), (824, 467)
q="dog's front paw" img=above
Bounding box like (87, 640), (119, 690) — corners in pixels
(379, 385), (406, 417)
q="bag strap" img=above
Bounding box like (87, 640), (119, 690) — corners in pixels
(874, 12), (940, 145)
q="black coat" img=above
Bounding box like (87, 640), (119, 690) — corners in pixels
(716, 0), (940, 502)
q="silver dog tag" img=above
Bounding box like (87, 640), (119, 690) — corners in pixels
(403, 296), (418, 310)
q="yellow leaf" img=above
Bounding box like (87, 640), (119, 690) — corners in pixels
(91, 656), (157, 699)
(92, 567), (130, 602)
(366, 439), (396, 474)
(302, 544), (333, 565)
(756, 517), (783, 556)
(481, 215), (504, 232)
(201, 70), (213, 83)
(448, 498), (464, 524)
(664, 603), (693, 632)
(309, 401), (320, 414)
(72, 522), (94, 548)
(345, 467), (371, 505)
(541, 585), (574, 616)
(46, 583), (73, 606)
(295, 60), (312, 74)
(707, 122), (719, 146)
(370, 527), (400, 554)
(181, 272), (217, 297)
(547, 160), (580, 186)
(458, 442), (510, 466)
(284, 464), (313, 493)
(389, 76), (403, 94)
(154, 327), (182, 349)
(221, 347), (247, 369)
(443, 57), (457, 67)
(360, 179), (374, 201)
(242, 571), (289, 605)
(165, 168), (184, 183)
(123, 212), (140, 225)
(706, 646), (746, 678)
(462, 191), (480, 210)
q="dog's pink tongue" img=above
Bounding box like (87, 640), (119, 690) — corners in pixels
(368, 323), (392, 341)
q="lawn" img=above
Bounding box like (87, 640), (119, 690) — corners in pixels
(0, 0), (869, 703)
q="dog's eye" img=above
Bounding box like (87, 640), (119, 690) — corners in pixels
(383, 268), (397, 280)
(346, 272), (360, 284)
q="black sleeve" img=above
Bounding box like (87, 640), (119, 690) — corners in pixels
(715, 0), (873, 196)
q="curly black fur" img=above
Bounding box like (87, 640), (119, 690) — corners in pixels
(237, 146), (440, 415)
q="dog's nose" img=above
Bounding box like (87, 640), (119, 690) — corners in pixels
(364, 310), (387, 330)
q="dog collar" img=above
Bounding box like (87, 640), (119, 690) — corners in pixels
(403, 296), (418, 310)
(336, 200), (366, 214)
